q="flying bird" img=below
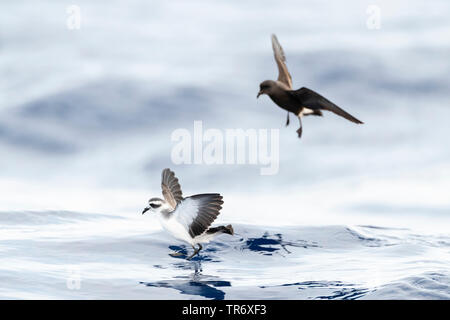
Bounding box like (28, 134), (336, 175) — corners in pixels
(257, 34), (363, 138)
(142, 168), (234, 260)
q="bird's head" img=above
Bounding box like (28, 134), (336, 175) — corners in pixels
(257, 80), (277, 98)
(142, 197), (166, 215)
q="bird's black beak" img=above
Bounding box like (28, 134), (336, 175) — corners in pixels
(257, 91), (262, 98)
(142, 207), (149, 215)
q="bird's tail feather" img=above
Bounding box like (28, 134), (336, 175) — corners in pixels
(206, 225), (234, 235)
(332, 105), (364, 124)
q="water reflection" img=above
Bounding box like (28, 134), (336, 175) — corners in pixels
(241, 232), (319, 255)
(262, 281), (370, 300)
(167, 245), (221, 263)
(141, 272), (231, 300)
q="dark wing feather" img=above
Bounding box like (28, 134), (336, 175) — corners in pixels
(161, 168), (183, 210)
(186, 193), (223, 238)
(289, 87), (364, 124)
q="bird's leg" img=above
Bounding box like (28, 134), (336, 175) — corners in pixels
(285, 112), (290, 126)
(187, 244), (202, 260)
(187, 246), (197, 260)
(296, 115), (303, 138)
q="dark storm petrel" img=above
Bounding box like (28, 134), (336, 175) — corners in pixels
(257, 34), (364, 138)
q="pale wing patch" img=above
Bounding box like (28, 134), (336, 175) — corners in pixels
(172, 198), (199, 229)
(161, 168), (183, 210)
(271, 34), (293, 89)
(174, 194), (223, 238)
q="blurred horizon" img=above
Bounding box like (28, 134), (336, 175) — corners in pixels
(1, 0), (449, 232)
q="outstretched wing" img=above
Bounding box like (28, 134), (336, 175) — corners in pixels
(271, 34), (293, 89)
(289, 87), (364, 124)
(161, 168), (183, 210)
(174, 194), (224, 238)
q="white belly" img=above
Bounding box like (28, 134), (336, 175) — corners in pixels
(158, 214), (193, 245)
(192, 232), (218, 245)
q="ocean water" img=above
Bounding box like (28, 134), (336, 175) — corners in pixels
(0, 0), (450, 299)
(1, 211), (449, 299)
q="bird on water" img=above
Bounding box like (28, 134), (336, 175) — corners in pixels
(142, 168), (234, 260)
(257, 34), (364, 138)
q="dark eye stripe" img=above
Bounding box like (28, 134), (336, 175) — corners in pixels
(150, 203), (161, 209)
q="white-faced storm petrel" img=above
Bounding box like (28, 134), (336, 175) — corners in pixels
(257, 34), (364, 138)
(142, 168), (234, 260)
